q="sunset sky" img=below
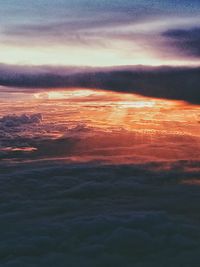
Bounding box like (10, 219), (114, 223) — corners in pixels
(0, 0), (200, 66)
(0, 1), (200, 267)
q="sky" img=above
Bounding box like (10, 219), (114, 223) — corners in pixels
(0, 0), (200, 66)
(1, 89), (200, 266)
(1, 2), (200, 266)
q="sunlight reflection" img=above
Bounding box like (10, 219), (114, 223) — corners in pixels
(34, 89), (105, 100)
(1, 88), (200, 164)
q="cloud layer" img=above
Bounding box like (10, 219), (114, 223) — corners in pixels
(0, 160), (200, 266)
(0, 64), (200, 104)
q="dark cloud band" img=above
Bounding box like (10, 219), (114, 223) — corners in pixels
(163, 27), (200, 57)
(0, 64), (200, 104)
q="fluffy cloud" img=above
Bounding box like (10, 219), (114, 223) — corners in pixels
(0, 113), (42, 127)
(0, 106), (199, 266)
(0, 160), (200, 266)
(0, 113), (43, 158)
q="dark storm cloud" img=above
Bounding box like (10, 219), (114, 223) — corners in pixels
(163, 27), (200, 57)
(0, 64), (200, 104)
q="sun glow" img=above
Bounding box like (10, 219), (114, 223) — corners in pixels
(31, 89), (196, 133)
(34, 89), (105, 100)
(0, 147), (37, 152)
(34, 89), (159, 107)
(1, 88), (200, 164)
(116, 101), (155, 108)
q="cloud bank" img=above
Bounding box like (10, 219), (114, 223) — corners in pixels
(0, 160), (200, 267)
(0, 64), (200, 104)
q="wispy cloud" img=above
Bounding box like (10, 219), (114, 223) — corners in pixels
(0, 1), (200, 65)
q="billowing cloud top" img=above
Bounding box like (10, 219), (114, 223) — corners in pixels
(0, 0), (200, 66)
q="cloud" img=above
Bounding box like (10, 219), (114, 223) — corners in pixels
(1, 1), (200, 57)
(0, 113), (42, 127)
(0, 1), (163, 48)
(0, 64), (200, 104)
(0, 159), (200, 266)
(0, 112), (199, 266)
(163, 27), (200, 57)
(0, 112), (199, 165)
(0, 113), (43, 157)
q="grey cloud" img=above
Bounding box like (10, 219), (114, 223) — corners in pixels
(163, 27), (200, 57)
(1, 8), (161, 48)
(0, 160), (200, 266)
(0, 113), (42, 127)
(0, 64), (199, 104)
(1, 0), (200, 54)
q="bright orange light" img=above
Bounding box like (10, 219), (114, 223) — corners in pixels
(116, 100), (155, 108)
(0, 147), (37, 152)
(1, 88), (200, 165)
(34, 89), (105, 100)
